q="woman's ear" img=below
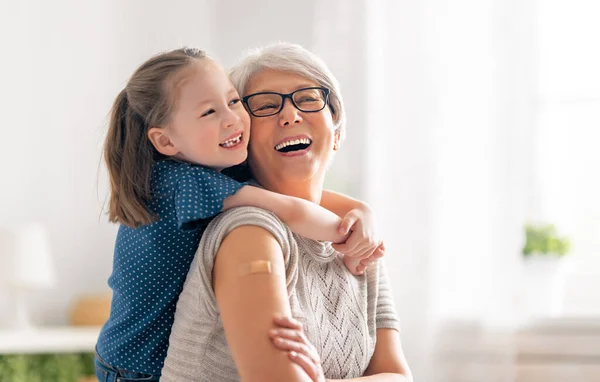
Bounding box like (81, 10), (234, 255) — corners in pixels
(333, 130), (341, 151)
(148, 127), (179, 156)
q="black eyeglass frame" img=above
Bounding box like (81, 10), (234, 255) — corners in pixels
(241, 86), (331, 117)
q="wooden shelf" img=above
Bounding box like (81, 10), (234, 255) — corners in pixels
(0, 326), (101, 354)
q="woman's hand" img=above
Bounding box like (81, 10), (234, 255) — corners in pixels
(269, 316), (326, 382)
(333, 208), (385, 275)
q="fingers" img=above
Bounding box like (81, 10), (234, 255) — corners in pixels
(332, 233), (379, 258)
(270, 316), (324, 381)
(359, 249), (384, 266)
(271, 317), (317, 359)
(346, 242), (373, 259)
(271, 336), (318, 361)
(345, 242), (385, 275)
(358, 241), (385, 265)
(289, 351), (324, 382)
(342, 256), (365, 276)
(342, 240), (387, 275)
(334, 233), (376, 257)
(337, 213), (358, 235)
(355, 262), (368, 275)
(269, 328), (309, 346)
(274, 315), (303, 330)
(331, 233), (360, 255)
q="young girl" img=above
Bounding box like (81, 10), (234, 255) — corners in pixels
(95, 47), (383, 380)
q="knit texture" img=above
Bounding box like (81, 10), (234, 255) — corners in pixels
(160, 207), (400, 381)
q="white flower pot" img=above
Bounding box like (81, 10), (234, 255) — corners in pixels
(519, 254), (572, 322)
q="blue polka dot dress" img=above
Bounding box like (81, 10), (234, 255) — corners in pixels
(96, 160), (246, 375)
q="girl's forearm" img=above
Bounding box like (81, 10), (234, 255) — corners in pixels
(224, 186), (348, 243)
(284, 197), (348, 243)
(321, 189), (370, 218)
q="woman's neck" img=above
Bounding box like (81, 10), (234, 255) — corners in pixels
(256, 176), (323, 204)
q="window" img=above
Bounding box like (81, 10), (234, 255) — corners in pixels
(536, 0), (600, 313)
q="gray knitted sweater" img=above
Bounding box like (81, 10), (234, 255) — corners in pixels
(160, 207), (400, 381)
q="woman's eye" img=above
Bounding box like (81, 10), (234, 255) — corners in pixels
(201, 109), (215, 117)
(298, 97), (318, 103)
(256, 103), (278, 111)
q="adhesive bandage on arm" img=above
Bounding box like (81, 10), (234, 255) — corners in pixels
(237, 260), (280, 276)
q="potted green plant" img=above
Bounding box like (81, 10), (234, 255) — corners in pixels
(522, 223), (571, 258)
(520, 223), (573, 320)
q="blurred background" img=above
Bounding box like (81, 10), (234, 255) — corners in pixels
(0, 0), (598, 381)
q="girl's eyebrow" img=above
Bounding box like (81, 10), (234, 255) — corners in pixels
(194, 99), (211, 110)
(194, 89), (239, 110)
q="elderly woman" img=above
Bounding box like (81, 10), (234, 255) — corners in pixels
(160, 43), (412, 382)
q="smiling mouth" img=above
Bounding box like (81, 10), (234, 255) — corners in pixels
(274, 138), (312, 153)
(220, 132), (243, 148)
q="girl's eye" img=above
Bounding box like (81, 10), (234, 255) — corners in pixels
(229, 98), (241, 106)
(201, 109), (215, 117)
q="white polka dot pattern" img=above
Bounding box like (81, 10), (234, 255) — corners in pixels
(96, 160), (246, 375)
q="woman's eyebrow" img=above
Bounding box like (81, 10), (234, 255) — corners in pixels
(250, 84), (317, 94)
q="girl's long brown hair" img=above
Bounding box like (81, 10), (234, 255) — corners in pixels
(104, 48), (207, 228)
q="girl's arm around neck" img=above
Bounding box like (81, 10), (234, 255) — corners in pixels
(223, 185), (348, 243)
(320, 189), (371, 218)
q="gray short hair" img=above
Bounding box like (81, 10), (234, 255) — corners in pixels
(229, 42), (346, 144)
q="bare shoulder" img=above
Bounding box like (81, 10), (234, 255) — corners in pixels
(216, 223), (284, 265)
(212, 216), (308, 382)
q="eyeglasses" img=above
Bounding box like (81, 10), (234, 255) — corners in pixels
(242, 87), (330, 117)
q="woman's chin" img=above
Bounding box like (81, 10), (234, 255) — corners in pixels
(279, 163), (323, 183)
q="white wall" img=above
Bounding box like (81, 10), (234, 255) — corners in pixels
(0, 0), (213, 325)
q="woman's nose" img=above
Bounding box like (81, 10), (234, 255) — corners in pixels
(278, 98), (302, 127)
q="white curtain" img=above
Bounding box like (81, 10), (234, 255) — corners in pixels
(313, 0), (539, 378)
(535, 0), (600, 315)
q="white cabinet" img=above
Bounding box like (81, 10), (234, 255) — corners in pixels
(0, 326), (101, 354)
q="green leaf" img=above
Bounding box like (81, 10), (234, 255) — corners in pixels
(0, 352), (94, 382)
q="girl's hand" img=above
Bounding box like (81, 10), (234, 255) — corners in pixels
(332, 208), (380, 258)
(343, 241), (385, 275)
(269, 316), (325, 382)
(332, 208), (384, 274)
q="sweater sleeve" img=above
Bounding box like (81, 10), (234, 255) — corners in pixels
(375, 260), (401, 331)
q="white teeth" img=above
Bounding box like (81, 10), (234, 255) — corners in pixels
(220, 133), (242, 147)
(275, 137), (312, 151)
